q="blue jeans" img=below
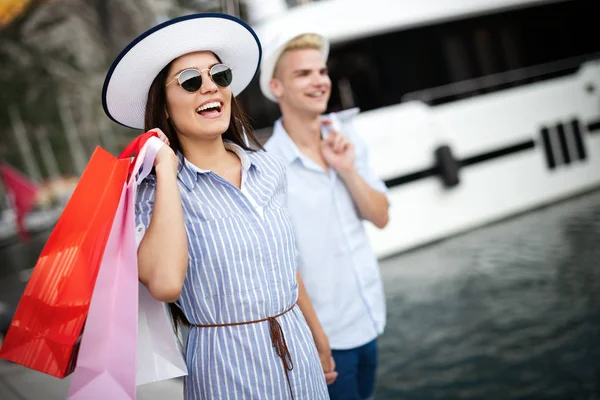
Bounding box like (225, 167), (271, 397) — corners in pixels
(327, 338), (378, 400)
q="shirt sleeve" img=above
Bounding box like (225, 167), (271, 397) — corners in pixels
(135, 175), (157, 247)
(343, 120), (389, 196)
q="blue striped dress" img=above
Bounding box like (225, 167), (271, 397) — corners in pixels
(135, 142), (330, 400)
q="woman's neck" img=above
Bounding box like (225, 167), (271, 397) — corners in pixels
(179, 135), (231, 171)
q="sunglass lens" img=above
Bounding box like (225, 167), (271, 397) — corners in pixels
(211, 64), (233, 88)
(179, 69), (202, 92)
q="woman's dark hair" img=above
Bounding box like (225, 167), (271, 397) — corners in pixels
(143, 58), (263, 331)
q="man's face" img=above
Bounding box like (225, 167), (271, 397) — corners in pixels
(270, 48), (331, 116)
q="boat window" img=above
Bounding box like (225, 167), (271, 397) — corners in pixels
(238, 0), (600, 130)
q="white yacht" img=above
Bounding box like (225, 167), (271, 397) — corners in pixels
(240, 0), (600, 258)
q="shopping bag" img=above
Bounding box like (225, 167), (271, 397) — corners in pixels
(0, 132), (159, 378)
(136, 284), (188, 385)
(67, 136), (163, 399)
(0, 148), (130, 378)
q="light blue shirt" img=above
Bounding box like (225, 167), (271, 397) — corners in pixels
(265, 115), (388, 349)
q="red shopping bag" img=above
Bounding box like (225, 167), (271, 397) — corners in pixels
(67, 136), (164, 400)
(0, 132), (158, 378)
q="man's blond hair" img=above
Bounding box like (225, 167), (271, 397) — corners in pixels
(273, 33), (324, 78)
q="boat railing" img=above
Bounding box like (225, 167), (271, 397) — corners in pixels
(401, 52), (600, 105)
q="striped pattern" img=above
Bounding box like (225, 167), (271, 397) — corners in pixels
(135, 144), (329, 399)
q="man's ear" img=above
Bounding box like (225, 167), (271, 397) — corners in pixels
(269, 78), (283, 100)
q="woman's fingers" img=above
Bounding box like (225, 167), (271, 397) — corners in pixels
(148, 128), (170, 145)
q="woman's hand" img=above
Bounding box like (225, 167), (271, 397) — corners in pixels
(316, 335), (338, 385)
(148, 128), (178, 175)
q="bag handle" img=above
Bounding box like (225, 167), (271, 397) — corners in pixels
(129, 137), (164, 186)
(118, 131), (160, 179)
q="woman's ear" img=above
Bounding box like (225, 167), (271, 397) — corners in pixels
(165, 109), (169, 119)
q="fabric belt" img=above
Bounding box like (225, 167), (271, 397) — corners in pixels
(192, 304), (296, 399)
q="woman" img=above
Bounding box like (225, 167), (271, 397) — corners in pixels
(102, 13), (333, 399)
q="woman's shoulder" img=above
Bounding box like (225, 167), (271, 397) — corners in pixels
(139, 173), (157, 186)
(136, 173), (157, 199)
(248, 149), (287, 176)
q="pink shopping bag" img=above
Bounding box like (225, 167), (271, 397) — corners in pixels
(67, 136), (163, 400)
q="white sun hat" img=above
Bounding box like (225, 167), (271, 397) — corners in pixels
(102, 13), (262, 130)
(258, 28), (329, 103)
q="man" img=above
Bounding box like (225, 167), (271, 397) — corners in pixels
(260, 31), (390, 400)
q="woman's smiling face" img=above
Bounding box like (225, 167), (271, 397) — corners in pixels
(164, 51), (232, 142)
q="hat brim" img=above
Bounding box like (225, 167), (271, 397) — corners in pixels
(102, 13), (261, 130)
(259, 32), (329, 103)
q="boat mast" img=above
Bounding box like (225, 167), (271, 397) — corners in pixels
(35, 126), (61, 180)
(58, 94), (88, 176)
(9, 106), (42, 183)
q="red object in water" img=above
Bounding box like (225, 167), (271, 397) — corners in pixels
(0, 163), (39, 241)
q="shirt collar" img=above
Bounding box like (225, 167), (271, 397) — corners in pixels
(177, 141), (255, 191)
(271, 118), (333, 175)
(270, 118), (303, 165)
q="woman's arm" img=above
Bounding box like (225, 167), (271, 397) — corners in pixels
(137, 136), (188, 303)
(296, 271), (338, 385)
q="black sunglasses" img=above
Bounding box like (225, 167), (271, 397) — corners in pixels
(165, 63), (233, 93)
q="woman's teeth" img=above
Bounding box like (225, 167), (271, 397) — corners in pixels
(196, 102), (221, 112)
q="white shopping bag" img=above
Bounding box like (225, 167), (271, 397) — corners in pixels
(136, 284), (188, 385)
